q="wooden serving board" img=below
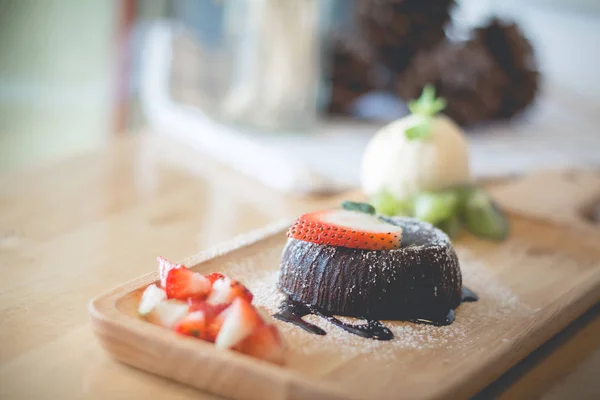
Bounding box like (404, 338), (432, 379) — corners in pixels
(90, 170), (600, 400)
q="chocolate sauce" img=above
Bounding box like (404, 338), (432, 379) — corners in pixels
(407, 309), (456, 326)
(273, 298), (325, 335)
(461, 286), (479, 302)
(274, 298), (393, 340)
(274, 286), (478, 340)
(310, 308), (393, 340)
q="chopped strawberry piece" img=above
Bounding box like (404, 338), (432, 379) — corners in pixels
(187, 299), (229, 320)
(214, 298), (263, 349)
(138, 284), (167, 316)
(230, 280), (253, 303)
(174, 311), (208, 339)
(235, 324), (285, 365)
(206, 272), (225, 285)
(187, 301), (231, 342)
(287, 209), (403, 251)
(165, 267), (211, 300)
(146, 299), (189, 328)
(157, 256), (183, 287)
(205, 314), (224, 343)
(207, 277), (253, 305)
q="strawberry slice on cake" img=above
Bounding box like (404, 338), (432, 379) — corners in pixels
(287, 209), (403, 251)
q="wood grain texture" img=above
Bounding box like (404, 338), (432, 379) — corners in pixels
(90, 169), (600, 400)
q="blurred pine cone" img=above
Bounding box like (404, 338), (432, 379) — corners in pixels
(327, 35), (377, 114)
(396, 18), (539, 126)
(474, 18), (539, 118)
(396, 39), (508, 125)
(356, 0), (455, 73)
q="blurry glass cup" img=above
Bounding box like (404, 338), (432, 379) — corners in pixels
(220, 0), (331, 133)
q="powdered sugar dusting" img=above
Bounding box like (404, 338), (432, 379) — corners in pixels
(175, 214), (598, 382)
(456, 247), (523, 314)
(212, 237), (538, 360)
(195, 219), (598, 362)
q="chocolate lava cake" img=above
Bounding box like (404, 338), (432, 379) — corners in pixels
(278, 216), (462, 322)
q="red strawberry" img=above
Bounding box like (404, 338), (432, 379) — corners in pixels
(187, 299), (229, 320)
(205, 315), (224, 343)
(207, 277), (253, 305)
(287, 209), (403, 251)
(138, 284), (167, 316)
(146, 299), (189, 328)
(235, 324), (284, 365)
(206, 272), (225, 285)
(174, 311), (207, 339)
(187, 300), (231, 342)
(214, 298), (263, 349)
(165, 267), (211, 300)
(157, 256), (183, 287)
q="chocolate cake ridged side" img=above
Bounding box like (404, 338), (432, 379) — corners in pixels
(278, 238), (462, 320)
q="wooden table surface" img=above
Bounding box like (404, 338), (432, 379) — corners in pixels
(1, 132), (598, 399)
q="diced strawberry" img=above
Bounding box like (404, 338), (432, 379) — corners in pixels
(230, 281), (253, 302)
(214, 298), (263, 349)
(165, 267), (211, 300)
(187, 299), (229, 321)
(235, 324), (284, 365)
(205, 316), (223, 343)
(174, 311), (208, 339)
(138, 284), (167, 316)
(206, 272), (225, 285)
(207, 277), (253, 305)
(187, 301), (232, 342)
(205, 315), (224, 343)
(157, 256), (183, 287)
(287, 209), (403, 251)
(146, 299), (189, 328)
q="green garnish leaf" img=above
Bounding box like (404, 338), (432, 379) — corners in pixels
(371, 185), (509, 242)
(341, 201), (376, 215)
(405, 84), (447, 141)
(370, 191), (413, 216)
(405, 117), (431, 141)
(412, 190), (459, 225)
(461, 188), (509, 241)
(437, 214), (462, 239)
(408, 84), (447, 116)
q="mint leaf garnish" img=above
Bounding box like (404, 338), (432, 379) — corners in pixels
(405, 117), (431, 140)
(461, 188), (509, 241)
(405, 84), (446, 141)
(341, 201), (376, 215)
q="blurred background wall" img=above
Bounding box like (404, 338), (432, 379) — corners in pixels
(0, 0), (598, 172)
(0, 1), (114, 171)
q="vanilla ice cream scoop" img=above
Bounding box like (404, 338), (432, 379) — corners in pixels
(360, 87), (472, 200)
